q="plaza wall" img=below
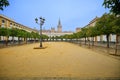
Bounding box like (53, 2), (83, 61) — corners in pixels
(0, 14), (37, 41)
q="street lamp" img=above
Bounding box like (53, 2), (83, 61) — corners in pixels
(35, 17), (45, 48)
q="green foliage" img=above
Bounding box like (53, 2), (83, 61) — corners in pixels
(0, 0), (9, 10)
(62, 13), (119, 41)
(72, 33), (79, 39)
(95, 13), (116, 35)
(10, 28), (18, 37)
(112, 16), (120, 35)
(42, 34), (49, 39)
(79, 28), (88, 38)
(95, 13), (118, 48)
(0, 27), (10, 36)
(59, 35), (63, 40)
(31, 31), (38, 39)
(0, 27), (34, 38)
(86, 26), (98, 37)
(103, 0), (120, 15)
(17, 29), (25, 37)
(0, 27), (7, 36)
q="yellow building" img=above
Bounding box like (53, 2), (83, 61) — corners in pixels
(76, 27), (81, 33)
(0, 14), (37, 32)
(0, 14), (38, 41)
(84, 16), (99, 28)
(84, 16), (117, 43)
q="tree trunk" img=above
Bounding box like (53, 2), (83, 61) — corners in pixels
(85, 37), (86, 45)
(88, 39), (90, 48)
(79, 39), (81, 46)
(92, 37), (94, 46)
(18, 37), (20, 44)
(61, 38), (63, 41)
(115, 34), (119, 55)
(12, 36), (14, 45)
(106, 34), (110, 48)
(77, 38), (79, 44)
(34, 38), (36, 43)
(5, 36), (9, 46)
(26, 38), (27, 44)
(56, 38), (57, 41)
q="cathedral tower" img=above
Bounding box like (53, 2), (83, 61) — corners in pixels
(57, 19), (62, 33)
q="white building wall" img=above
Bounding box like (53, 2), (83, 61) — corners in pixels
(97, 36), (100, 42)
(81, 38), (85, 41)
(101, 34), (116, 42)
(110, 34), (116, 42)
(43, 32), (73, 37)
(89, 37), (93, 41)
(14, 37), (18, 40)
(102, 35), (107, 41)
(1, 23), (5, 27)
(0, 36), (4, 40)
(96, 34), (116, 42)
(9, 36), (12, 40)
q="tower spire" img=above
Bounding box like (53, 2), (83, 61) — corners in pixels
(58, 18), (61, 26)
(57, 18), (62, 32)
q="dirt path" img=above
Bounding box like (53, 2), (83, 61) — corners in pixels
(0, 42), (120, 78)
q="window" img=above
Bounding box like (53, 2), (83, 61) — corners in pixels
(2, 20), (5, 23)
(10, 23), (12, 28)
(1, 20), (5, 27)
(10, 23), (12, 25)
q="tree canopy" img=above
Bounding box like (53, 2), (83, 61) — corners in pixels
(103, 0), (120, 15)
(95, 13), (116, 35)
(0, 0), (9, 10)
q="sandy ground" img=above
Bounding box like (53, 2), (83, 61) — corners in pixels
(0, 42), (120, 78)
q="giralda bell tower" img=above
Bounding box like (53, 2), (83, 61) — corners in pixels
(57, 19), (62, 33)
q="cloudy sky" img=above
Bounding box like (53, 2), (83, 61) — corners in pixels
(0, 0), (109, 32)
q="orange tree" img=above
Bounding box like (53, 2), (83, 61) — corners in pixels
(112, 16), (120, 44)
(0, 27), (11, 45)
(95, 13), (116, 48)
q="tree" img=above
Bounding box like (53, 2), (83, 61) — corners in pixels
(31, 31), (37, 42)
(10, 28), (18, 44)
(5, 28), (10, 46)
(42, 34), (49, 41)
(51, 36), (55, 41)
(0, 27), (7, 36)
(77, 31), (84, 45)
(59, 35), (64, 41)
(0, 0), (9, 10)
(62, 35), (69, 41)
(112, 16), (120, 34)
(103, 0), (120, 15)
(55, 36), (59, 41)
(24, 31), (31, 43)
(112, 16), (120, 43)
(80, 28), (88, 45)
(0, 27), (11, 46)
(17, 29), (25, 44)
(73, 33), (79, 41)
(86, 26), (98, 46)
(95, 13), (116, 48)
(27, 32), (32, 42)
(68, 34), (74, 42)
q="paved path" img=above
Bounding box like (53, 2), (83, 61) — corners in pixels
(0, 42), (120, 78)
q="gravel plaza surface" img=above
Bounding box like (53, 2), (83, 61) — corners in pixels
(0, 42), (120, 79)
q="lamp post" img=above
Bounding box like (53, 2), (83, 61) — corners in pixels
(35, 17), (45, 48)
